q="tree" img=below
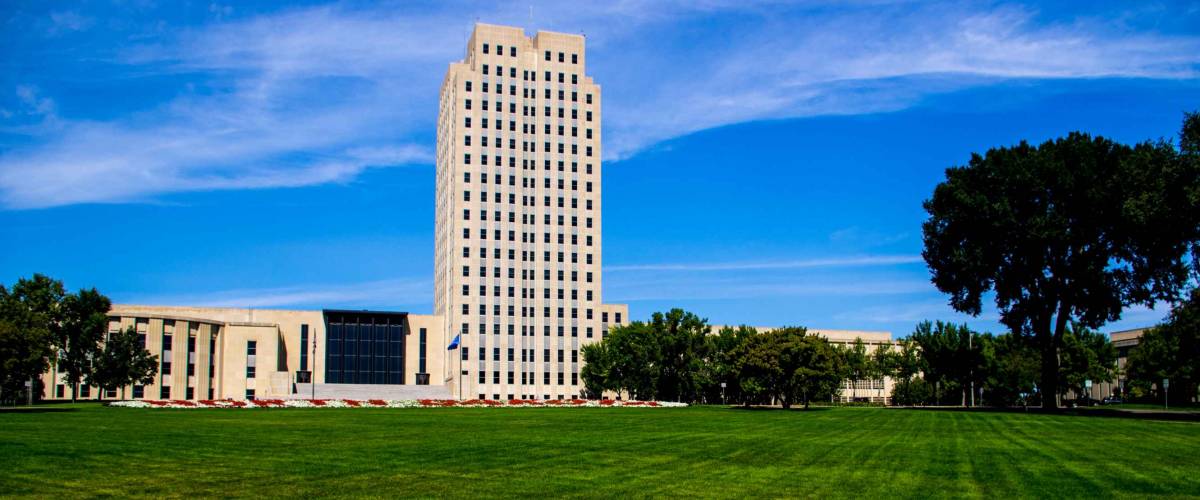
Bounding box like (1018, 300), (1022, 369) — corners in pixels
(734, 330), (785, 407)
(703, 326), (756, 405)
(1056, 323), (1117, 402)
(922, 113), (1200, 408)
(648, 310), (710, 403)
(910, 321), (984, 406)
(888, 338), (929, 405)
(57, 288), (112, 402)
(580, 341), (613, 399)
(979, 332), (1039, 406)
(734, 327), (845, 409)
(1126, 288), (1200, 405)
(0, 274), (65, 402)
(785, 332), (845, 409)
(86, 326), (158, 400)
(842, 338), (869, 401)
(868, 341), (893, 402)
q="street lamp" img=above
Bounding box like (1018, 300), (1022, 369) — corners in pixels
(1163, 378), (1170, 411)
(720, 382), (726, 405)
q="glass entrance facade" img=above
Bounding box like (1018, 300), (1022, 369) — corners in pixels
(324, 310), (406, 384)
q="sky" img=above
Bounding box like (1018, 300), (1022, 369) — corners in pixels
(2, 1), (1199, 338)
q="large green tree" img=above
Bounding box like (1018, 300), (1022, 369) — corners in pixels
(703, 325), (757, 404)
(0, 274), (65, 401)
(1126, 288), (1200, 404)
(910, 321), (984, 406)
(979, 332), (1040, 406)
(1056, 323), (1117, 402)
(58, 288), (112, 402)
(86, 326), (158, 400)
(734, 327), (845, 409)
(648, 310), (710, 403)
(922, 113), (1200, 408)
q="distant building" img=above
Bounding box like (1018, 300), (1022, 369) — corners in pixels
(1084, 327), (1148, 400)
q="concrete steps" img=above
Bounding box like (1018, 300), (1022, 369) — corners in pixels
(291, 383), (452, 400)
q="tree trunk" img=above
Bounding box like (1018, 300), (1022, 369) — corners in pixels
(71, 381), (77, 404)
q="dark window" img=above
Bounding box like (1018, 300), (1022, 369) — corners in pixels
(245, 389), (255, 400)
(323, 311), (407, 385)
(160, 386), (171, 399)
(419, 328), (428, 375)
(300, 324), (309, 371)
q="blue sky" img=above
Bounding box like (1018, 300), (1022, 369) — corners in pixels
(2, 1), (1199, 338)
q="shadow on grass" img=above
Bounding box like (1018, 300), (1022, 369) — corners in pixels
(0, 407), (77, 414)
(895, 405), (1200, 422)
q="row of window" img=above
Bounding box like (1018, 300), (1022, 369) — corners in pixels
(465, 87), (592, 107)
(462, 124), (593, 142)
(462, 303), (595, 319)
(462, 228), (594, 247)
(460, 323), (599, 337)
(462, 246), (592, 262)
(463, 262), (594, 278)
(462, 347), (580, 363)
(461, 176), (594, 193)
(453, 157), (595, 176)
(463, 113), (594, 131)
(480, 43), (580, 64)
(464, 212), (593, 230)
(476, 369), (580, 386)
(482, 393), (581, 401)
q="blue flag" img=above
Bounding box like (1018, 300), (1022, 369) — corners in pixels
(447, 333), (460, 350)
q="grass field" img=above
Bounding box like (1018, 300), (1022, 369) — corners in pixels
(2, 405), (1199, 498)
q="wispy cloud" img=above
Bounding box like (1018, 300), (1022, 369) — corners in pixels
(607, 277), (933, 302)
(607, 254), (922, 272)
(2, 2), (1198, 208)
(125, 278), (432, 309)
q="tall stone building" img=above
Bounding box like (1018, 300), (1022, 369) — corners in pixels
(435, 24), (627, 400)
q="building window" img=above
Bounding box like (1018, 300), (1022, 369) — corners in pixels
(246, 340), (257, 378)
(418, 328), (428, 375)
(133, 385), (144, 399)
(160, 386), (171, 399)
(245, 389), (255, 401)
(300, 324), (309, 372)
(186, 387), (195, 400)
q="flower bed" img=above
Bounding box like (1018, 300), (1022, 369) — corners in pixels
(107, 398), (687, 409)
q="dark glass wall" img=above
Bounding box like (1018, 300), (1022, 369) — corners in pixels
(324, 311), (406, 384)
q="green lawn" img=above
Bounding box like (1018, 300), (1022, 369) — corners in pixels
(2, 405), (1199, 498)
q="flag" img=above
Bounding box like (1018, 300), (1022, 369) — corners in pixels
(447, 333), (460, 350)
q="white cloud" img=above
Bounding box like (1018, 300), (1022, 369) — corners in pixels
(3, 2), (1198, 208)
(607, 254), (922, 272)
(126, 278), (431, 308)
(48, 11), (93, 34)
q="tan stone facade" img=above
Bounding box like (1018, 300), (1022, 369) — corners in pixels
(41, 306), (445, 400)
(435, 24), (626, 400)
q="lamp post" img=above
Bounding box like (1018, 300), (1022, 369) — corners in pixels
(720, 382), (726, 405)
(1163, 378), (1169, 411)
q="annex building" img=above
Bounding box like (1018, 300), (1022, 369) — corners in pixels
(40, 24), (895, 403)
